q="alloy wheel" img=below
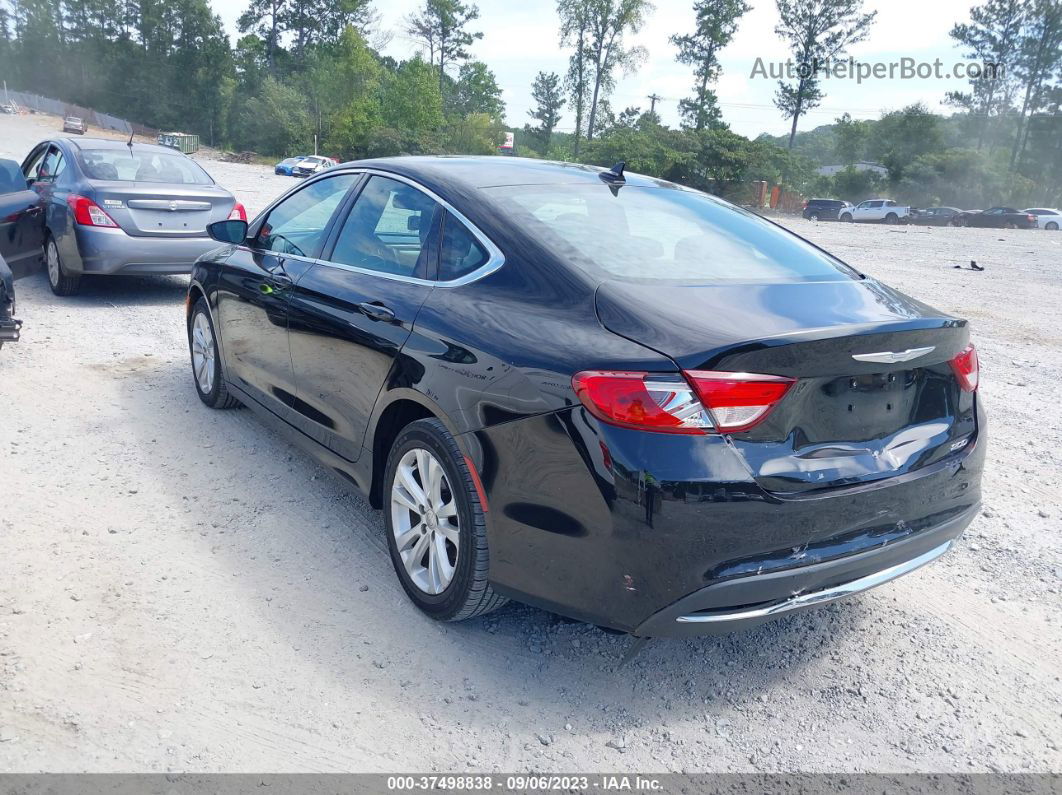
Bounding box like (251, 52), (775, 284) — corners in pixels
(190, 312), (216, 395)
(390, 447), (460, 595)
(47, 241), (60, 287)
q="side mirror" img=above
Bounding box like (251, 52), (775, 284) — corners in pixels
(207, 219), (248, 244)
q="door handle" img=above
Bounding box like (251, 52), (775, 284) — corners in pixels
(357, 301), (396, 322)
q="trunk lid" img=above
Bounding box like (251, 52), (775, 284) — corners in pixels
(90, 183), (234, 238)
(595, 278), (978, 494)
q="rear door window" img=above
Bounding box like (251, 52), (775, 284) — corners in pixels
(328, 176), (442, 279)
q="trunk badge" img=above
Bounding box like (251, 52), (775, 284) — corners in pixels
(852, 346), (935, 364)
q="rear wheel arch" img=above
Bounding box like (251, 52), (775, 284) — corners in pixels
(370, 396), (443, 509)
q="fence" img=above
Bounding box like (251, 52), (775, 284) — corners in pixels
(2, 89), (158, 138)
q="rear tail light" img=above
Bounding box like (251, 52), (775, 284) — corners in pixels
(573, 371), (714, 434)
(685, 371), (796, 432)
(1028, 214), (1036, 223)
(572, 370), (795, 434)
(67, 194), (118, 227)
(949, 344), (979, 392)
(229, 202), (247, 221)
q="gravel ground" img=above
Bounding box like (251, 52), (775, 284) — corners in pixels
(1, 112), (1060, 773)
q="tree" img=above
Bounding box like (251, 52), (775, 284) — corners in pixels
(404, 0), (482, 96)
(671, 0), (750, 130)
(452, 60), (504, 119)
(381, 56), (445, 144)
(870, 103), (944, 181)
(558, 0), (592, 154)
(582, 0), (652, 143)
(833, 112), (870, 164)
(947, 0), (1026, 150)
(313, 26), (382, 158)
(773, 0), (877, 148)
(282, 0), (377, 67)
(528, 70), (565, 149)
(1009, 0), (1062, 168)
(238, 0), (288, 74)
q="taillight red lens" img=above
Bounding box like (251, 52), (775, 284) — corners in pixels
(572, 371), (713, 434)
(949, 344), (979, 392)
(684, 371), (796, 432)
(229, 202), (247, 221)
(66, 194), (118, 227)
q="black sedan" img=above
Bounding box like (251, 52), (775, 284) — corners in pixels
(186, 157), (985, 638)
(911, 206), (963, 226)
(952, 207), (1037, 228)
(0, 156), (44, 349)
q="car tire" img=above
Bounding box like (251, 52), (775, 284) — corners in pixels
(46, 236), (81, 296)
(951, 217), (966, 227)
(188, 297), (240, 409)
(809, 213), (819, 221)
(840, 213), (853, 223)
(885, 213), (898, 224)
(383, 418), (508, 622)
(1046, 222), (1058, 230)
(1004, 221), (1017, 229)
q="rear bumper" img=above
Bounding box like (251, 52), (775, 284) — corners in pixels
(633, 504), (974, 637)
(70, 226), (219, 275)
(471, 400), (985, 635)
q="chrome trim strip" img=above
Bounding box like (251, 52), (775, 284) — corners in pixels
(675, 540), (952, 624)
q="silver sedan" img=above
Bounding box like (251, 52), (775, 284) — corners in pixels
(22, 136), (245, 295)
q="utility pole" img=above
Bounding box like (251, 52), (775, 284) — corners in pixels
(647, 93), (662, 115)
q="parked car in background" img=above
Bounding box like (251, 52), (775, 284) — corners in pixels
(1, 103), (18, 115)
(62, 116), (86, 135)
(291, 156), (336, 177)
(952, 207), (1037, 229)
(841, 199), (912, 224)
(186, 157), (984, 638)
(0, 158), (45, 280)
(910, 207), (964, 226)
(275, 155), (310, 176)
(22, 137), (246, 296)
(1023, 208), (1061, 230)
(802, 198), (853, 221)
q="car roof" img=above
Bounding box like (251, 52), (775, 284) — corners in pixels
(340, 155), (679, 190)
(60, 137), (182, 156)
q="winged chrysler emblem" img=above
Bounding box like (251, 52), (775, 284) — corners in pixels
(852, 346), (936, 364)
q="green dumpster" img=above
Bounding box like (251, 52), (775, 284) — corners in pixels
(157, 132), (200, 154)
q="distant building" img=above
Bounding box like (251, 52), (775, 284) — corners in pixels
(815, 161), (888, 177)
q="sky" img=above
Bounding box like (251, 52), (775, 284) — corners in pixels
(209, 0), (977, 140)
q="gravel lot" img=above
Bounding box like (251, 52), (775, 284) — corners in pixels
(1, 112), (1060, 773)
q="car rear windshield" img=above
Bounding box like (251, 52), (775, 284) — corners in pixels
(76, 149), (213, 185)
(486, 184), (858, 283)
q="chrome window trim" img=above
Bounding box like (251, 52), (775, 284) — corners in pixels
(314, 168), (505, 289)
